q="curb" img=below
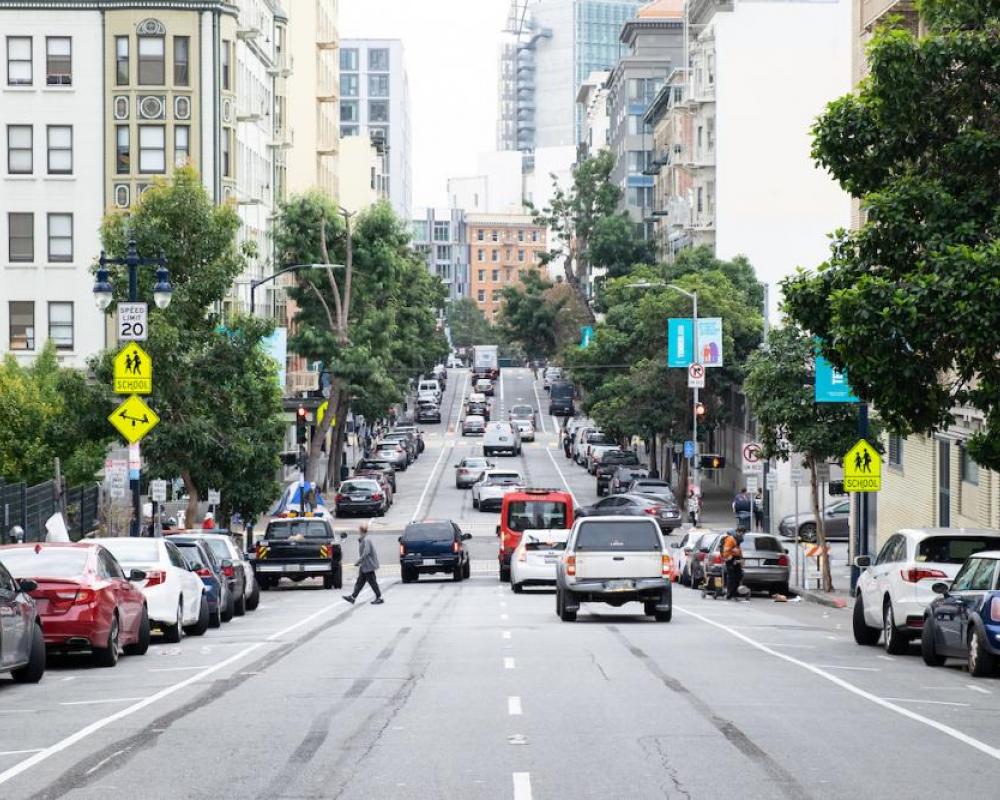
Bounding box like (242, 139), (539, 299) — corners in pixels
(789, 587), (849, 609)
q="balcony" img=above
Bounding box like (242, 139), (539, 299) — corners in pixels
(286, 371), (319, 394)
(268, 54), (292, 77)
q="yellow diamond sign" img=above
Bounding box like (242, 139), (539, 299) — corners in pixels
(113, 342), (152, 395)
(843, 438), (881, 493)
(109, 395), (160, 444)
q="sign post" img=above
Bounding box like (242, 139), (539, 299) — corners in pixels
(843, 439), (881, 493)
(117, 302), (148, 342)
(687, 362), (705, 389)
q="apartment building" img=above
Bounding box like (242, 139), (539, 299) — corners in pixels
(465, 214), (546, 322)
(576, 70), (610, 161)
(339, 134), (389, 214)
(339, 39), (412, 220)
(411, 209), (470, 302)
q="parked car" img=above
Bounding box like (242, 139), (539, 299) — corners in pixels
(587, 444), (619, 475)
(853, 528), (1000, 654)
(577, 493), (682, 533)
(687, 531), (723, 589)
(594, 449), (640, 495)
(700, 533), (790, 596)
(399, 520), (473, 582)
(543, 367), (562, 391)
(455, 456), (493, 488)
(354, 469), (394, 507)
(168, 537), (233, 626)
(374, 442), (408, 471)
(611, 465), (649, 495)
(472, 469), (526, 512)
(626, 478), (675, 503)
(415, 401), (442, 423)
(510, 529), (570, 593)
(252, 517), (346, 590)
(509, 404), (537, 427)
(556, 517), (672, 622)
(0, 558), (45, 683)
(335, 478), (388, 518)
(92, 537), (209, 641)
(182, 532), (253, 617)
(0, 543), (150, 667)
(484, 421), (522, 457)
(778, 500), (851, 541)
(462, 414), (487, 436)
(671, 528), (716, 587)
(921, 551), (1000, 676)
(417, 378), (443, 401)
(381, 432), (417, 463)
(356, 458), (397, 492)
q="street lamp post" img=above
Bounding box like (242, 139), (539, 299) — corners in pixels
(249, 263), (346, 315)
(94, 239), (172, 537)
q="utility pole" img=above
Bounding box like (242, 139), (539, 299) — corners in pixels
(851, 403), (870, 593)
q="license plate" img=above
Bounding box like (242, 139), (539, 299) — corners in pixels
(257, 564), (285, 572)
(744, 558), (761, 566)
(351, 495), (367, 501)
(286, 564), (305, 572)
(422, 559), (436, 566)
(544, 557), (559, 564)
(606, 580), (634, 592)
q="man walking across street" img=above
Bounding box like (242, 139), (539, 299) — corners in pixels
(344, 523), (384, 605)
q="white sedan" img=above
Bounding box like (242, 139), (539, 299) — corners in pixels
(512, 419), (535, 442)
(93, 537), (208, 641)
(510, 530), (570, 593)
(472, 470), (525, 512)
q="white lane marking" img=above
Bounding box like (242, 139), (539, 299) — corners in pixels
(882, 697), (971, 707)
(967, 685), (992, 695)
(876, 655), (896, 661)
(410, 440), (455, 523)
(513, 771), (533, 800)
(677, 606), (1000, 761)
(756, 643), (817, 649)
(504, 657), (516, 670)
(544, 447), (578, 506)
(61, 677), (76, 682)
(60, 698), (147, 706)
(501, 613), (509, 620)
(531, 379), (547, 434)
(502, 630), (512, 640)
(0, 598), (351, 787)
(499, 367), (505, 414)
(148, 665), (212, 673)
(508, 696), (523, 716)
(0, 750), (43, 758)
(812, 665), (880, 672)
(267, 599), (347, 641)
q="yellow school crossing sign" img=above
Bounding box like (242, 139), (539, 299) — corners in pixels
(109, 395), (160, 444)
(843, 439), (881, 492)
(113, 342), (152, 395)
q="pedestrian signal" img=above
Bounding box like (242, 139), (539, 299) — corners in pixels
(700, 454), (725, 470)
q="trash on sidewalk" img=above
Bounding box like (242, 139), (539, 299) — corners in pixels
(772, 594), (788, 602)
(787, 596), (802, 603)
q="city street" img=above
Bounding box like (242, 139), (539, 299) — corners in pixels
(2, 370), (1000, 799)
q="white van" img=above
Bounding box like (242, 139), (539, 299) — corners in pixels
(418, 379), (442, 401)
(483, 421), (522, 457)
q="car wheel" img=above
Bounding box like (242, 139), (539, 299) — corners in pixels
(234, 588), (247, 617)
(852, 594), (880, 645)
(93, 613), (121, 667)
(512, 581), (524, 594)
(184, 595), (210, 636)
(323, 573), (336, 590)
(11, 623), (45, 684)
(558, 588), (577, 622)
(969, 627), (996, 677)
(257, 575), (272, 591)
(452, 564), (463, 582)
(333, 563), (344, 590)
(921, 616), (946, 666)
(401, 567), (415, 583)
(463, 560), (471, 580)
(644, 600), (657, 616)
(775, 583), (790, 597)
(799, 523), (817, 543)
(221, 591), (235, 623)
(473, 497), (480, 510)
(883, 599), (908, 655)
(246, 582), (260, 611)
(162, 598), (184, 644)
(655, 607), (672, 622)
(124, 606), (151, 656)
(209, 602), (222, 628)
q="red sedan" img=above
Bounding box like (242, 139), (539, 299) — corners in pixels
(0, 543), (150, 667)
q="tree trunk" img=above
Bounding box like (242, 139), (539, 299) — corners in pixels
(305, 378), (342, 484)
(807, 454), (834, 592)
(181, 470), (199, 529)
(325, 389), (350, 490)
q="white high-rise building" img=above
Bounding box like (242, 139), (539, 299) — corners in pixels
(338, 39), (412, 220)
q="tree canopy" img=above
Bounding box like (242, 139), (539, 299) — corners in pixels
(446, 298), (500, 351)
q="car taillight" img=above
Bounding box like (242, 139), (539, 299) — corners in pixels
(222, 565), (235, 578)
(371, 492), (383, 501)
(335, 494), (345, 503)
(399, 543), (406, 556)
(662, 555), (671, 576)
(901, 568), (948, 583)
(644, 506), (662, 515)
(452, 540), (460, 554)
(566, 555), (576, 576)
(712, 553), (722, 565)
(72, 588), (96, 604)
(143, 570), (167, 587)
(518, 549), (527, 562)
(777, 555), (789, 567)
(990, 597), (1000, 624)
(196, 568), (212, 578)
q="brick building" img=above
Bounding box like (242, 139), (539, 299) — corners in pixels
(465, 213), (547, 323)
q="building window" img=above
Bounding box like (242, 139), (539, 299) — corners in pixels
(116, 125), (130, 173)
(369, 100), (389, 123)
(8, 213), (33, 262)
(48, 302), (73, 350)
(340, 101), (358, 123)
(7, 37), (32, 86)
(517, 249), (524, 262)
(221, 40), (231, 90)
(138, 35), (165, 85)
(492, 269), (499, 282)
(222, 129), (231, 177)
(174, 125), (189, 166)
(46, 125), (72, 174)
(340, 48), (358, 71)
(477, 249), (484, 262)
(477, 269), (485, 281)
(491, 250), (498, 262)
(531, 230), (538, 242)
(8, 301), (34, 350)
(45, 37), (71, 85)
(436, 245), (450, 261)
(887, 434), (903, 467)
(369, 126), (388, 147)
(368, 48), (389, 71)
(491, 230), (498, 242)
(47, 213), (72, 262)
(477, 289), (485, 303)
(115, 36), (129, 85)
(340, 125), (359, 138)
(173, 36), (189, 85)
(477, 229), (484, 241)
(961, 445), (979, 486)
(517, 229), (524, 242)
(138, 125), (165, 172)
(492, 290), (501, 302)
(7, 125), (32, 174)
(340, 73), (358, 97)
(368, 74), (389, 97)
(432, 221), (449, 242)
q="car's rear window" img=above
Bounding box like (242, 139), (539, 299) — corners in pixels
(202, 539), (231, 560)
(403, 523), (455, 542)
(1, 548), (89, 578)
(602, 451), (638, 465)
(265, 521), (330, 539)
(506, 501), (568, 531)
(917, 536), (1000, 564)
(525, 540), (567, 551)
(341, 481), (377, 493)
(745, 536), (782, 553)
(464, 459), (489, 468)
(173, 543), (207, 568)
(99, 539), (160, 563)
(574, 521), (662, 551)
(489, 474), (522, 485)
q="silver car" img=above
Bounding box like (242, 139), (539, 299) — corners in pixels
(778, 499), (851, 541)
(472, 469), (525, 512)
(455, 456), (493, 488)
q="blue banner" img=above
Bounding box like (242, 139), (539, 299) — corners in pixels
(580, 325), (594, 349)
(667, 318), (694, 367)
(815, 347), (859, 403)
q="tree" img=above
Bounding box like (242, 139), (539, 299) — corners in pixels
(499, 273), (562, 359)
(446, 299), (499, 350)
(98, 167), (285, 524)
(783, 6), (1000, 469)
(743, 326), (867, 592)
(589, 213), (655, 279)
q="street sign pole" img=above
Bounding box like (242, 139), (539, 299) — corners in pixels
(691, 291), (700, 499)
(851, 404), (870, 594)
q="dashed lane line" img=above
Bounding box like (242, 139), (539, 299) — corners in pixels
(508, 696), (523, 716)
(504, 657), (516, 670)
(513, 772), (533, 800)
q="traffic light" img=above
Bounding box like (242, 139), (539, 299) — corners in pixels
(700, 454), (725, 470)
(296, 407), (308, 445)
(695, 402), (706, 418)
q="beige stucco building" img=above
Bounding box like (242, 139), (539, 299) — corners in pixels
(338, 135), (388, 214)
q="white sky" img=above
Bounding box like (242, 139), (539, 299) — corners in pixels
(340, 0), (510, 210)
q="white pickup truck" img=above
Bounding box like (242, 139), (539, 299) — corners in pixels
(555, 516), (673, 622)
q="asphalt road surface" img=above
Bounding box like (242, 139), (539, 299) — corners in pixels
(3, 369), (1000, 799)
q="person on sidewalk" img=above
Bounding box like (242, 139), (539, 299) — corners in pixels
(343, 523), (384, 605)
(686, 489), (700, 526)
(732, 488), (752, 531)
(721, 528), (745, 600)
(753, 489), (765, 531)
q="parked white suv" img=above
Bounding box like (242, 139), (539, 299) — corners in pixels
(854, 527), (1000, 653)
(556, 516), (673, 622)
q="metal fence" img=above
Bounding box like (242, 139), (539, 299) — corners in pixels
(0, 479), (101, 544)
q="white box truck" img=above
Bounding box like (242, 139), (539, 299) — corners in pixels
(472, 345), (499, 379)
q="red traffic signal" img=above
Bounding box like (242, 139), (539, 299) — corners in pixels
(295, 407), (309, 444)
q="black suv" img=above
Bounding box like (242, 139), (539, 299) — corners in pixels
(399, 521), (472, 583)
(595, 450), (640, 496)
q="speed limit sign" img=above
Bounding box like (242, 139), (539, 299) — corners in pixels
(118, 302), (148, 341)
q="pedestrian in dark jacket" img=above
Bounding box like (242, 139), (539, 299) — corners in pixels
(344, 523), (383, 605)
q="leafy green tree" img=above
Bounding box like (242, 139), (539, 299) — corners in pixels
(446, 298), (499, 351)
(589, 214), (655, 279)
(499, 273), (562, 359)
(783, 5), (1000, 469)
(98, 166), (284, 524)
(744, 326), (869, 591)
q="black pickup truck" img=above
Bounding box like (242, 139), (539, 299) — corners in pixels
(595, 449), (640, 496)
(252, 517), (346, 590)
